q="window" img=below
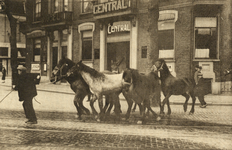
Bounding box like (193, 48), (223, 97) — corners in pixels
(34, 39), (41, 62)
(18, 48), (26, 57)
(0, 47), (8, 57)
(82, 0), (93, 13)
(62, 46), (67, 58)
(50, 0), (71, 14)
(17, 22), (21, 42)
(94, 49), (100, 59)
(141, 46), (147, 58)
(195, 17), (218, 59)
(82, 31), (92, 60)
(158, 11), (177, 59)
(34, 0), (41, 21)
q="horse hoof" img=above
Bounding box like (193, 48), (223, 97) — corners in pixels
(137, 121), (142, 125)
(97, 119), (101, 122)
(121, 118), (126, 121)
(94, 115), (98, 119)
(183, 105), (187, 112)
(156, 116), (161, 121)
(189, 112), (194, 115)
(75, 115), (78, 119)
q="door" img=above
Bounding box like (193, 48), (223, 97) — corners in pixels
(52, 47), (58, 70)
(107, 42), (130, 73)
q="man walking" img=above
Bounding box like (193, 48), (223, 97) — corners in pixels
(17, 65), (38, 124)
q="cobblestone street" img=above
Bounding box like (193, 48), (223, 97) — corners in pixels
(0, 83), (232, 149)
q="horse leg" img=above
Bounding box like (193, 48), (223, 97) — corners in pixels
(106, 99), (114, 115)
(132, 103), (136, 112)
(182, 93), (190, 112)
(138, 103), (143, 115)
(90, 95), (98, 118)
(166, 98), (172, 116)
(124, 95), (133, 120)
(113, 95), (121, 121)
(97, 95), (104, 121)
(78, 95), (90, 115)
(189, 92), (196, 115)
(137, 102), (146, 124)
(73, 95), (83, 120)
(161, 94), (171, 115)
(103, 95), (110, 115)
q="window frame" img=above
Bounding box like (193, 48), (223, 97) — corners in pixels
(81, 0), (93, 14)
(158, 10), (178, 59)
(81, 31), (93, 61)
(194, 17), (219, 60)
(49, 0), (72, 14)
(33, 0), (41, 22)
(33, 38), (41, 62)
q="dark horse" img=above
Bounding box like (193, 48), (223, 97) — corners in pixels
(51, 57), (92, 120)
(122, 68), (161, 124)
(153, 59), (196, 115)
(51, 58), (115, 120)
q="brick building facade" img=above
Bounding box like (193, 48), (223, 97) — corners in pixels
(21, 0), (232, 94)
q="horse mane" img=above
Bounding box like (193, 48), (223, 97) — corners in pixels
(58, 57), (76, 68)
(78, 61), (105, 78)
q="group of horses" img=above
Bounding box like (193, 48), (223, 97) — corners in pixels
(51, 57), (232, 124)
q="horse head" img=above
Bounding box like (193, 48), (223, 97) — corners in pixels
(51, 57), (75, 83)
(153, 59), (166, 71)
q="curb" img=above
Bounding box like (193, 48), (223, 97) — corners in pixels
(1, 84), (232, 106)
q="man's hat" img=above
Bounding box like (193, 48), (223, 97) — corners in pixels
(17, 65), (26, 71)
(195, 65), (202, 69)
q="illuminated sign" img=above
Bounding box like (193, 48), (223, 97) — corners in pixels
(93, 0), (131, 14)
(108, 21), (130, 34)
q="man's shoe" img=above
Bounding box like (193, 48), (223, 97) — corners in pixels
(25, 119), (31, 123)
(27, 121), (37, 124)
(199, 105), (206, 108)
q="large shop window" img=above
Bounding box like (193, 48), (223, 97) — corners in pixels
(82, 31), (92, 60)
(81, 0), (93, 13)
(195, 17), (218, 59)
(158, 13), (176, 59)
(34, 39), (41, 62)
(34, 0), (41, 21)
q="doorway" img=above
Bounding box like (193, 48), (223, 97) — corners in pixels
(107, 42), (130, 73)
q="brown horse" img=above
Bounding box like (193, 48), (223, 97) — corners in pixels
(122, 68), (161, 124)
(153, 59), (196, 115)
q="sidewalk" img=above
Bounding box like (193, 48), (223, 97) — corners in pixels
(1, 76), (232, 106)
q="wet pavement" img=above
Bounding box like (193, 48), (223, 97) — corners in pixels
(0, 81), (232, 149)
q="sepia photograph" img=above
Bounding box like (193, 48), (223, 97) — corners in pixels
(0, 0), (232, 149)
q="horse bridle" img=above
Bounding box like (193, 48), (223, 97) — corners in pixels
(52, 63), (68, 82)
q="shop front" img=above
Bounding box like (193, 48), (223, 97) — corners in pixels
(93, 0), (138, 72)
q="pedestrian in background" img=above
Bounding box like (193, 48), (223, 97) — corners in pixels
(16, 65), (38, 124)
(194, 65), (207, 108)
(2, 66), (6, 83)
